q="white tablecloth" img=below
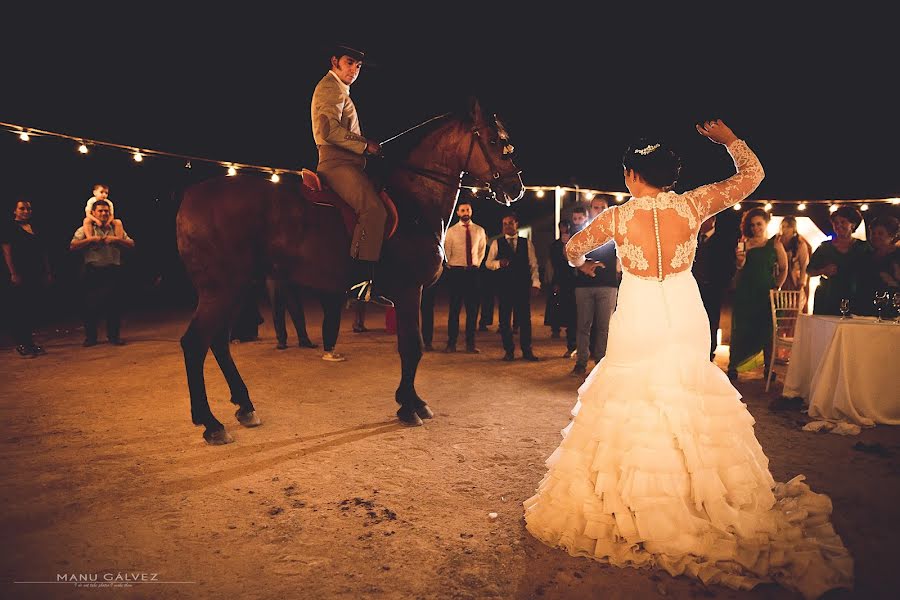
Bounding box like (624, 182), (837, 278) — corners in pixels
(783, 314), (900, 426)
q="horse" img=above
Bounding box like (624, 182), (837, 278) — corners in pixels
(176, 98), (524, 445)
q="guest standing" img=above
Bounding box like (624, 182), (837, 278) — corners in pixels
(807, 206), (869, 315)
(486, 214), (541, 361)
(691, 215), (736, 361)
(727, 207), (787, 380)
(69, 199), (135, 346)
(854, 215), (899, 317)
(2, 200), (52, 356)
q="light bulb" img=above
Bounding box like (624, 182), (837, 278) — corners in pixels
(797, 203), (806, 211)
(829, 204), (838, 213)
(733, 203), (742, 211)
(133, 151), (143, 162)
(270, 172), (280, 183)
(535, 190), (545, 198)
(764, 202), (772, 211)
(584, 191), (595, 200)
(18, 132), (30, 142)
(227, 166), (237, 176)
(860, 204), (869, 211)
(78, 143), (89, 154)
(184, 161), (192, 169)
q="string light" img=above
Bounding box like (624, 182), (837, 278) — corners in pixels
(3, 120), (899, 210)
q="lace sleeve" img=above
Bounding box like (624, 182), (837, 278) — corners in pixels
(565, 208), (615, 267)
(684, 140), (764, 221)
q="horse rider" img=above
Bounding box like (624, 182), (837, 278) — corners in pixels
(311, 43), (393, 307)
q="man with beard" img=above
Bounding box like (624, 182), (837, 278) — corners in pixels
(443, 200), (487, 353)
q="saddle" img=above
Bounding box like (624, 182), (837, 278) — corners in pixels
(300, 169), (398, 240)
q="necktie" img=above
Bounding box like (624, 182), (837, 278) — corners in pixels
(464, 223), (473, 267)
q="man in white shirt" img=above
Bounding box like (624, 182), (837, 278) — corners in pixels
(486, 213), (541, 361)
(443, 200), (487, 353)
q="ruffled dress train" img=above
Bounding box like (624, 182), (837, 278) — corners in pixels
(524, 270), (853, 599)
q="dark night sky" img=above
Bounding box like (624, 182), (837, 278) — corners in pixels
(4, 8), (898, 199)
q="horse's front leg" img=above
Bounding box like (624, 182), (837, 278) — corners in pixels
(392, 284), (432, 426)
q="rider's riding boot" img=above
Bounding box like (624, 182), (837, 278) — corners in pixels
(348, 259), (394, 308)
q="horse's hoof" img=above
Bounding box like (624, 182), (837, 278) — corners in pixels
(397, 407), (424, 427)
(204, 428), (234, 445)
(236, 409), (262, 428)
(414, 404), (434, 420)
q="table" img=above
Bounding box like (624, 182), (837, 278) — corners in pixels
(782, 314), (900, 426)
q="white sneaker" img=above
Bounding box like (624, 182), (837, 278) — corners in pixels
(322, 351), (347, 362)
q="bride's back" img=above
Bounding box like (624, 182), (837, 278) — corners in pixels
(609, 193), (704, 281)
(567, 139), (764, 282)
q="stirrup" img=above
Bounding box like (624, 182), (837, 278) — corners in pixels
(349, 280), (394, 308)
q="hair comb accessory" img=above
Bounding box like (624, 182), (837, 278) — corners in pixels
(635, 143), (660, 156)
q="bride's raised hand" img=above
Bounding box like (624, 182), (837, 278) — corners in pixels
(696, 120), (738, 145)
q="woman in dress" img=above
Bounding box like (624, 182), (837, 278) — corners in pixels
(806, 206), (868, 315)
(777, 216), (811, 311)
(854, 215), (899, 317)
(524, 121), (852, 599)
(1, 199), (52, 357)
(727, 207), (788, 380)
(546, 219), (577, 356)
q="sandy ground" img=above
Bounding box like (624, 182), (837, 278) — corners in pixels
(1, 298), (899, 600)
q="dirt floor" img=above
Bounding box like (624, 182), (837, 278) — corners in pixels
(2, 298), (899, 600)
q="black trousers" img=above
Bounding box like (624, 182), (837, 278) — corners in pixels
(446, 267), (480, 346)
(319, 291), (343, 351)
(82, 264), (123, 341)
(265, 278), (310, 345)
(498, 286), (533, 353)
(478, 268), (495, 328)
(6, 280), (40, 346)
(698, 282), (725, 360)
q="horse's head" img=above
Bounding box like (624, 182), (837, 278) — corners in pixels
(462, 98), (524, 206)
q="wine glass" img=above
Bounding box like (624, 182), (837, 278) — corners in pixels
(873, 291), (889, 322)
(839, 298), (850, 320)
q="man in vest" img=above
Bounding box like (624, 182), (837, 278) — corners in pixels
(486, 214), (541, 361)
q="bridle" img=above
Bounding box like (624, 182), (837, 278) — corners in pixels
(384, 115), (522, 207)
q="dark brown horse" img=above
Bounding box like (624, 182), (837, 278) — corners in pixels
(176, 99), (524, 444)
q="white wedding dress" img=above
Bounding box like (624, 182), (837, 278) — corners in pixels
(523, 141), (853, 599)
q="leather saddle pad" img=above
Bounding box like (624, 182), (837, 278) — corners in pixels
(300, 169), (398, 240)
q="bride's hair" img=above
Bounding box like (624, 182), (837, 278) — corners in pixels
(622, 139), (681, 189)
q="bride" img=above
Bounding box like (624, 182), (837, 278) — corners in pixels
(523, 121), (852, 599)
